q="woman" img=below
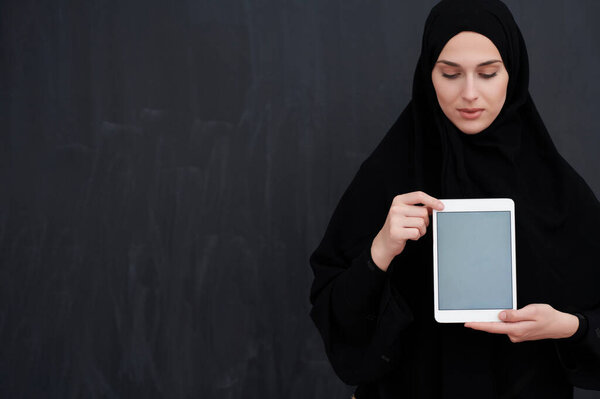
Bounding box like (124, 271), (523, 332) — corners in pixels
(308, 0), (600, 397)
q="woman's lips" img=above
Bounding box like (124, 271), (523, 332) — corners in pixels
(458, 108), (484, 120)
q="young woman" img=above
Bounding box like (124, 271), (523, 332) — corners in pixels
(308, 0), (600, 397)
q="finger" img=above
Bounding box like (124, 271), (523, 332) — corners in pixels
(404, 227), (422, 241)
(464, 322), (521, 335)
(501, 306), (537, 322)
(398, 205), (430, 227)
(402, 216), (427, 237)
(397, 191), (444, 211)
(391, 224), (422, 241)
(398, 204), (429, 219)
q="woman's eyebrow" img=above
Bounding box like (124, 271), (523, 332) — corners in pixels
(436, 59), (503, 67)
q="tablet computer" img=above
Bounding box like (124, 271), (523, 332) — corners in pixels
(432, 198), (517, 323)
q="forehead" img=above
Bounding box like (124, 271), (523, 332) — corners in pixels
(437, 31), (502, 62)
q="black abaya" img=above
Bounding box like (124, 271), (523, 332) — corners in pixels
(308, 0), (600, 397)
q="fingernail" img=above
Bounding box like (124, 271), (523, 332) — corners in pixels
(500, 312), (506, 320)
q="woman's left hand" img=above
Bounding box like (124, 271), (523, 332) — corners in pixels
(464, 303), (579, 342)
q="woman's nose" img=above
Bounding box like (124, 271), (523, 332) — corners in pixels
(461, 75), (479, 102)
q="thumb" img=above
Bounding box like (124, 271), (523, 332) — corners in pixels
(500, 306), (535, 322)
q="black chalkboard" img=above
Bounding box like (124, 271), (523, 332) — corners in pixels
(2, 0), (599, 397)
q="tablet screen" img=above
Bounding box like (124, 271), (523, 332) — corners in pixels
(437, 211), (513, 310)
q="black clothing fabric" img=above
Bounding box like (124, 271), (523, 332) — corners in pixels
(308, 0), (600, 397)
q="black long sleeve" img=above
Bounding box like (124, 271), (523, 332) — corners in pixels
(308, 135), (418, 385)
(309, 241), (415, 386)
(554, 306), (600, 390)
(329, 244), (388, 344)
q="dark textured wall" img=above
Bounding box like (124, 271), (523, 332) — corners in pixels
(2, 0), (599, 398)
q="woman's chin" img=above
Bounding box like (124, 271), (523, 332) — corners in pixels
(453, 120), (491, 135)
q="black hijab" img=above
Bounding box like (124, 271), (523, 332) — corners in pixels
(309, 0), (600, 391)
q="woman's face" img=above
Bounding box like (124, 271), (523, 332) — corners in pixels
(431, 31), (509, 134)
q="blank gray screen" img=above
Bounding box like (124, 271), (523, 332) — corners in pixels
(437, 211), (513, 310)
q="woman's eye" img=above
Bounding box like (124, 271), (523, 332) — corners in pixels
(440, 71), (498, 79)
(480, 72), (498, 79)
(442, 73), (459, 79)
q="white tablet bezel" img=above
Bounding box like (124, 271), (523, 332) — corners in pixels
(432, 198), (517, 323)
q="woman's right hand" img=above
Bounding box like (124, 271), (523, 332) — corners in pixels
(371, 191), (444, 272)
